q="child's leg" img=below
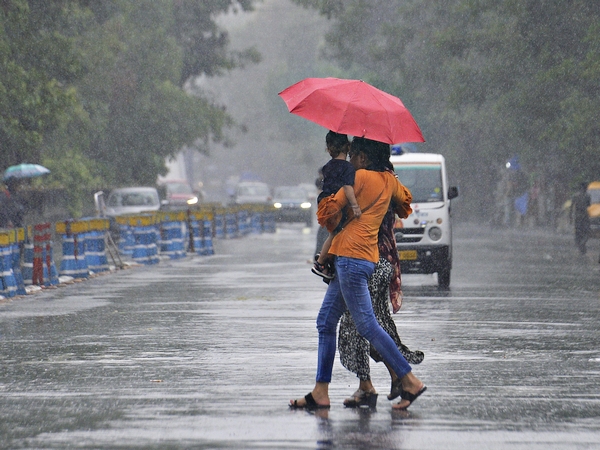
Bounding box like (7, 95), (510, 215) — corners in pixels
(317, 234), (333, 265)
(312, 233), (334, 279)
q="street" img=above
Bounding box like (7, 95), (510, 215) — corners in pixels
(1, 223), (599, 449)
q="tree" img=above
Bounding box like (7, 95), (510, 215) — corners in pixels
(71, 0), (260, 186)
(0, 0), (80, 167)
(2, 0), (261, 217)
(293, 0), (600, 221)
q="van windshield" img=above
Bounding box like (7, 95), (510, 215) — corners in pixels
(394, 164), (443, 203)
(589, 188), (600, 204)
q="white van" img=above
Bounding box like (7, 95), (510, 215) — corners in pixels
(390, 151), (459, 288)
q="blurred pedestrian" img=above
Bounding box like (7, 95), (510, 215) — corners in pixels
(290, 137), (426, 411)
(313, 167), (329, 260)
(0, 184), (10, 228)
(0, 179), (25, 228)
(570, 182), (590, 255)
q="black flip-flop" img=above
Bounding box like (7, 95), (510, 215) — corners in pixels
(290, 392), (330, 410)
(393, 386), (427, 410)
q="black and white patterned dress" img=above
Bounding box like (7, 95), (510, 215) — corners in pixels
(338, 258), (424, 381)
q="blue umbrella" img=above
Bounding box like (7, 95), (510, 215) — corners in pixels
(3, 163), (50, 181)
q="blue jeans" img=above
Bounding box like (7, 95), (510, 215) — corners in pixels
(315, 256), (412, 383)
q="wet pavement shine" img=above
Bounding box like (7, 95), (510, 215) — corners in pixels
(1, 223), (599, 449)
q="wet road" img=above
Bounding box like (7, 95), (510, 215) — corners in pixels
(1, 223), (599, 449)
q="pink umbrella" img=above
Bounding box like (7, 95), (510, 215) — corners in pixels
(278, 77), (425, 144)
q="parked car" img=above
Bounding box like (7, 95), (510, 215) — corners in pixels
(272, 185), (313, 226)
(233, 181), (272, 204)
(298, 182), (319, 202)
(157, 179), (199, 210)
(101, 187), (161, 217)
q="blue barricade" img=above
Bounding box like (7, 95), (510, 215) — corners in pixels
(0, 242), (18, 298)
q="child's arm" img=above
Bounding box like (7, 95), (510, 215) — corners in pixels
(342, 185), (361, 218)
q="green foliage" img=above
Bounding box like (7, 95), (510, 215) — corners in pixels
(0, 0), (80, 166)
(172, 0), (259, 84)
(1, 0), (260, 218)
(294, 0), (600, 220)
(292, 0), (345, 19)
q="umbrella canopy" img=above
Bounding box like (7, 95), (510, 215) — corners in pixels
(278, 77), (425, 144)
(3, 163), (50, 181)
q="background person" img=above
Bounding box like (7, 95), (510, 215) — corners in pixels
(313, 166), (329, 261)
(570, 182), (591, 255)
(0, 179), (26, 228)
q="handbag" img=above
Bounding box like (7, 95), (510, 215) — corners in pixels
(316, 194), (348, 233)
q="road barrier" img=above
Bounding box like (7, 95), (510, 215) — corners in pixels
(85, 219), (111, 273)
(262, 205), (277, 233)
(1, 229), (20, 297)
(1, 202), (281, 298)
(118, 223), (135, 256)
(249, 205), (264, 234)
(120, 214), (160, 265)
(33, 223), (59, 287)
(237, 206), (250, 237)
(159, 211), (187, 260)
(189, 209), (215, 256)
(57, 220), (89, 279)
(21, 238), (34, 286)
(12, 228), (27, 295)
(225, 209), (238, 239)
(213, 206), (226, 239)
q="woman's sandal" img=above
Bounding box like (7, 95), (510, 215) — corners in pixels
(289, 392), (330, 410)
(392, 386), (427, 410)
(311, 261), (334, 280)
(387, 378), (403, 401)
(343, 389), (378, 409)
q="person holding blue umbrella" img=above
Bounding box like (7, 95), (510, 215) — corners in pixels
(1, 163), (49, 228)
(0, 179), (26, 228)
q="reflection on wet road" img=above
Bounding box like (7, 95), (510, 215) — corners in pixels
(1, 224), (599, 449)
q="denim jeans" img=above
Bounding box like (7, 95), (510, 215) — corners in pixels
(315, 256), (412, 383)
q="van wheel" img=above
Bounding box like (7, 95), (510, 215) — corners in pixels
(437, 266), (451, 289)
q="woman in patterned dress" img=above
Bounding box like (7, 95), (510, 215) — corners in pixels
(338, 199), (424, 408)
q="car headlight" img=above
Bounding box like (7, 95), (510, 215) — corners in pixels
(187, 196), (199, 205)
(274, 202), (282, 208)
(300, 202), (312, 209)
(428, 226), (442, 241)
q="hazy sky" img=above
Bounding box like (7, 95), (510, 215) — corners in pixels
(189, 0), (332, 201)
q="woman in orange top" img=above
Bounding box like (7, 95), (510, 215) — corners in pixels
(290, 137), (426, 411)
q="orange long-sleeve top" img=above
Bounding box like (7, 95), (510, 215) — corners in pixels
(328, 169), (412, 263)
